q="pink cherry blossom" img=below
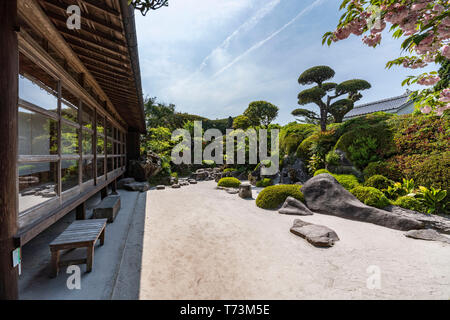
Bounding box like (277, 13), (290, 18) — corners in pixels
(421, 105), (432, 114)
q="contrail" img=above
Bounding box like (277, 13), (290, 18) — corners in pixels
(195, 0), (282, 74)
(212, 0), (326, 78)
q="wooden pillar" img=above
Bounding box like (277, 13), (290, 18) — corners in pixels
(0, 0), (19, 300)
(100, 187), (108, 200)
(126, 130), (140, 161)
(111, 179), (118, 195)
(75, 202), (86, 220)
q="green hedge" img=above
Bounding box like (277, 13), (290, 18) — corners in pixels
(256, 185), (304, 209)
(364, 175), (393, 190)
(217, 177), (241, 188)
(393, 196), (425, 213)
(256, 178), (273, 188)
(313, 169), (331, 176)
(363, 161), (402, 181)
(350, 186), (390, 209)
(335, 174), (360, 191)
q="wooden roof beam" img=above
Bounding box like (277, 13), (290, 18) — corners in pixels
(83, 0), (120, 17)
(41, 0), (123, 33)
(67, 39), (129, 65)
(45, 10), (126, 47)
(56, 26), (127, 56)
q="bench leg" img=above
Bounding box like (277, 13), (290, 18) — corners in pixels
(99, 229), (105, 246)
(51, 250), (60, 278)
(100, 187), (108, 200)
(86, 246), (94, 273)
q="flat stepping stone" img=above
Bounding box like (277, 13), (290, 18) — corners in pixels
(290, 219), (339, 247)
(156, 185), (166, 190)
(188, 180), (197, 184)
(226, 189), (239, 194)
(405, 229), (450, 244)
(93, 195), (121, 223)
(171, 184), (181, 189)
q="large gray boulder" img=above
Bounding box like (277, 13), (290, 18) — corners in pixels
(301, 174), (423, 231)
(290, 219), (339, 247)
(280, 155), (309, 184)
(279, 197), (313, 216)
(385, 205), (450, 235)
(405, 229), (450, 244)
(117, 178), (136, 189)
(124, 182), (150, 192)
(127, 151), (162, 182)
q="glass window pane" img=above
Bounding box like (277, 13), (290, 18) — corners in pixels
(106, 121), (113, 138)
(107, 158), (113, 172)
(82, 131), (93, 155)
(18, 162), (57, 212)
(106, 139), (113, 154)
(97, 116), (104, 155)
(19, 107), (58, 155)
(19, 54), (58, 113)
(61, 100), (78, 123)
(97, 158), (104, 177)
(82, 105), (94, 129)
(61, 124), (78, 154)
(61, 160), (79, 191)
(82, 159), (94, 182)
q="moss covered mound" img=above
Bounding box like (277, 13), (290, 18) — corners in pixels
(256, 178), (273, 188)
(313, 169), (331, 176)
(217, 177), (241, 188)
(364, 175), (393, 190)
(350, 186), (390, 209)
(393, 196), (425, 213)
(256, 185), (304, 209)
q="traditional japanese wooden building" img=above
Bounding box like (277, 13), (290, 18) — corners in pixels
(0, 0), (146, 299)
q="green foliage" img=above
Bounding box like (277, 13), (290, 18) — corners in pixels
(335, 79), (371, 96)
(217, 177), (241, 188)
(328, 99), (354, 123)
(350, 186), (390, 209)
(232, 115), (251, 130)
(244, 101), (279, 127)
(256, 178), (273, 188)
(386, 152), (449, 193)
(307, 154), (324, 175)
(146, 127), (173, 156)
(280, 123), (316, 155)
(296, 134), (318, 161)
(298, 66), (335, 85)
(297, 87), (326, 105)
(223, 168), (237, 173)
(334, 174), (360, 191)
(417, 186), (448, 215)
(314, 169), (331, 176)
(393, 196), (425, 213)
(256, 185), (304, 209)
(363, 161), (402, 181)
(325, 150), (340, 166)
(364, 175), (393, 191)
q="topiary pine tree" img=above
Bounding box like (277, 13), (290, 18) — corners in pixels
(292, 66), (371, 131)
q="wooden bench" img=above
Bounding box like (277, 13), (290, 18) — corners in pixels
(49, 219), (107, 277)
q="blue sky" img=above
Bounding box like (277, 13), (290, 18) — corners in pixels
(135, 0), (435, 125)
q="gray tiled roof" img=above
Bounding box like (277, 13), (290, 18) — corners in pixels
(345, 92), (411, 118)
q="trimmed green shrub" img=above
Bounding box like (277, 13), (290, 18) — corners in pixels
(325, 150), (340, 166)
(296, 134), (317, 161)
(350, 186), (390, 209)
(314, 169), (331, 176)
(334, 174), (360, 191)
(363, 161), (402, 181)
(364, 175), (393, 190)
(393, 196), (425, 213)
(280, 123), (316, 155)
(223, 168), (237, 173)
(256, 185), (304, 209)
(256, 178), (273, 188)
(217, 177), (241, 188)
(202, 159), (216, 167)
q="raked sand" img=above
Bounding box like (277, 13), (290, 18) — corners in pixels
(139, 181), (450, 299)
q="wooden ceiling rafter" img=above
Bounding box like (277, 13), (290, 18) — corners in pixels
(42, 0), (123, 33)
